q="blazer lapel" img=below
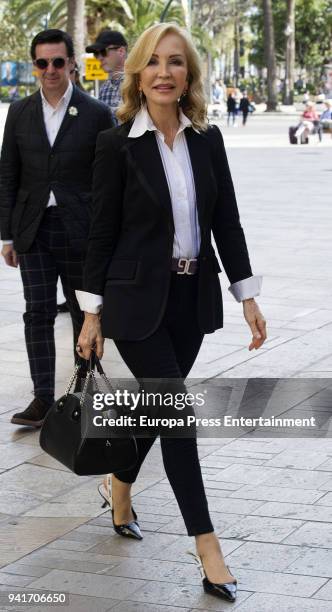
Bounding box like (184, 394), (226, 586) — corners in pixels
(184, 127), (217, 227)
(52, 85), (83, 150)
(32, 91), (51, 152)
(126, 130), (173, 221)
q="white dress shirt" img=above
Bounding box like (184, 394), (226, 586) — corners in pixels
(2, 81), (73, 246)
(41, 80), (73, 207)
(76, 105), (262, 313)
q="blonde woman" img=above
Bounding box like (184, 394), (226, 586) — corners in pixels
(76, 22), (266, 602)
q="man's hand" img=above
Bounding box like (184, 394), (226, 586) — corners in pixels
(1, 244), (18, 267)
(76, 312), (104, 360)
(242, 298), (267, 351)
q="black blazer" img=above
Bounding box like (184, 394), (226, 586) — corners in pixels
(82, 121), (253, 341)
(0, 85), (113, 253)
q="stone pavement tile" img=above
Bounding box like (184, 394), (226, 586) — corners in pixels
(226, 541), (303, 572)
(319, 477), (332, 490)
(159, 512), (240, 536)
(0, 572), (35, 587)
(14, 547), (129, 569)
(151, 536), (244, 563)
(212, 448), (275, 460)
(313, 580), (332, 600)
(220, 515), (302, 542)
(286, 547), (332, 578)
(264, 450), (329, 469)
(283, 522), (332, 548)
(205, 465), (282, 485)
(202, 498), (263, 515)
(316, 492), (332, 506)
(230, 567), (327, 597)
(0, 517), (87, 567)
(15, 430), (42, 447)
(229, 484), (326, 504)
(201, 456), (266, 467)
(251, 501), (332, 522)
(126, 579), (251, 610)
(0, 489), (47, 516)
(23, 501), (103, 519)
(46, 539), (101, 551)
(0, 421), (35, 445)
(0, 591), (118, 612)
(233, 592), (332, 612)
(110, 602), (190, 612)
(29, 569), (144, 599)
(90, 531), (180, 558)
(219, 439), (290, 453)
(266, 468), (332, 490)
(0, 463), (85, 498)
(104, 557), (200, 585)
(0, 563), (50, 578)
(203, 480), (246, 492)
(315, 459), (332, 472)
(27, 453), (72, 472)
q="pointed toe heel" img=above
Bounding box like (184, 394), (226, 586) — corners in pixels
(97, 480), (143, 540)
(186, 550), (237, 603)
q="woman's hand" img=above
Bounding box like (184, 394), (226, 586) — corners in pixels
(76, 313), (104, 360)
(242, 298), (267, 351)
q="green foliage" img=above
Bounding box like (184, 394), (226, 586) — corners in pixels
(250, 0), (332, 70)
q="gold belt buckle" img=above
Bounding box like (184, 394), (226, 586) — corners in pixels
(177, 258), (196, 275)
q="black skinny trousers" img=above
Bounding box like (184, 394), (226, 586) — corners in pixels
(113, 272), (214, 536)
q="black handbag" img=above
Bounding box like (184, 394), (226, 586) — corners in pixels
(39, 356), (138, 475)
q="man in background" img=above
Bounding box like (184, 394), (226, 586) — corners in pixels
(86, 30), (127, 125)
(0, 29), (112, 427)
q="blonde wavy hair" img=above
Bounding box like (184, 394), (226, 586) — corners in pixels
(116, 22), (208, 131)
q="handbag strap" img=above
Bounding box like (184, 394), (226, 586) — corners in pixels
(63, 353), (114, 407)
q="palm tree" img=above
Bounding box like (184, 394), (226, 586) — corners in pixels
(67, 0), (85, 66)
(283, 0), (295, 105)
(263, 0), (278, 110)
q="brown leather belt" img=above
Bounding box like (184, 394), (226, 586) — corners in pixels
(171, 257), (198, 275)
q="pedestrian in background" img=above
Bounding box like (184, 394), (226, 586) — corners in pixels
(239, 91), (250, 126)
(0, 29), (112, 427)
(86, 30), (127, 125)
(226, 91), (236, 126)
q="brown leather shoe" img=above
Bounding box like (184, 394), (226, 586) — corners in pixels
(11, 398), (51, 427)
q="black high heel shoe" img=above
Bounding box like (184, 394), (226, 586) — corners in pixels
(187, 550), (237, 602)
(98, 476), (143, 540)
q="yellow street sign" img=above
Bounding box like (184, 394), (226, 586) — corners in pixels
(85, 58), (108, 80)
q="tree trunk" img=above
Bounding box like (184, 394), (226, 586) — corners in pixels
(67, 0), (85, 69)
(263, 0), (278, 110)
(283, 0), (296, 105)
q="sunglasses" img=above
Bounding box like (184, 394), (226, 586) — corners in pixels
(33, 57), (68, 70)
(93, 46), (121, 58)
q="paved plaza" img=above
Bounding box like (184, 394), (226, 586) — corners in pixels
(0, 105), (331, 611)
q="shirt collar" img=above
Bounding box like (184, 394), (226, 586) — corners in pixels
(128, 104), (199, 138)
(40, 80), (73, 110)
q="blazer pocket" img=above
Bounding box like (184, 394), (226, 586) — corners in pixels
(12, 190), (29, 232)
(105, 259), (140, 285)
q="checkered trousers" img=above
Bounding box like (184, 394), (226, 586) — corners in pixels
(18, 207), (86, 406)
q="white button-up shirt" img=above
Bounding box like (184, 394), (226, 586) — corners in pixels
(41, 80), (73, 207)
(77, 106), (262, 313)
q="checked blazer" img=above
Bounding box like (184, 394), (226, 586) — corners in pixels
(0, 84), (113, 253)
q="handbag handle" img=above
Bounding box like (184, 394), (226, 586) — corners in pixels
(64, 352), (114, 407)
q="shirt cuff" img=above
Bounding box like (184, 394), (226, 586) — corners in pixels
(75, 290), (103, 314)
(1, 240), (14, 246)
(228, 275), (263, 302)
